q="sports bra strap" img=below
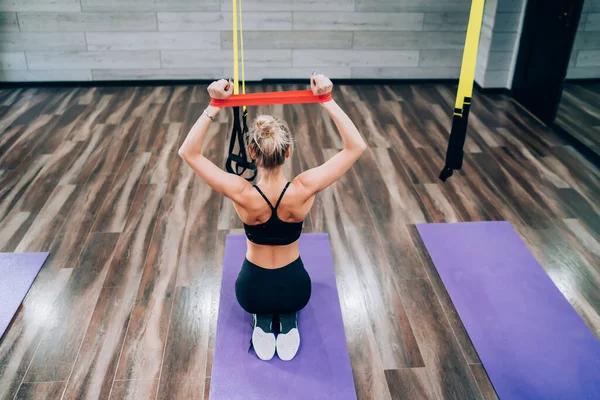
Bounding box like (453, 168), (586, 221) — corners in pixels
(275, 182), (291, 209)
(253, 185), (274, 209)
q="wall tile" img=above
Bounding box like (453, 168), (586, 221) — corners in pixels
(220, 0), (355, 11)
(490, 32), (518, 52)
(0, 0), (81, 12)
(18, 12), (157, 32)
(493, 12), (521, 32)
(0, 69), (92, 81)
(423, 13), (468, 31)
(221, 31), (352, 49)
(573, 31), (600, 50)
(419, 50), (462, 67)
(26, 51), (161, 70)
(583, 0), (600, 13)
(87, 32), (221, 51)
(81, 0), (219, 12)
(0, 52), (27, 70)
(92, 68), (223, 80)
(242, 67), (351, 80)
(586, 13), (600, 31)
(0, 32), (86, 52)
(293, 12), (424, 31)
(158, 12), (291, 31)
(566, 66), (600, 79)
(496, 0), (524, 13)
(482, 69), (509, 88)
(484, 51), (513, 71)
(351, 66), (460, 79)
(0, 13), (19, 32)
(355, 0), (470, 13)
(576, 49), (600, 67)
(293, 49), (419, 67)
(162, 49), (292, 68)
(353, 31), (465, 50)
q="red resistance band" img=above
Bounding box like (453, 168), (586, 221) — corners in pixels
(209, 90), (332, 108)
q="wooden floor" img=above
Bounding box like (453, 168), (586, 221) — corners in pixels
(556, 81), (600, 159)
(0, 83), (599, 400)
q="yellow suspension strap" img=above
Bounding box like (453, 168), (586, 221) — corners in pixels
(439, 0), (485, 182)
(226, 0), (257, 181)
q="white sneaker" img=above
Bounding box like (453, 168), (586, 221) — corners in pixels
(276, 313), (300, 361)
(252, 314), (276, 361)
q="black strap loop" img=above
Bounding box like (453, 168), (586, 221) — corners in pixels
(226, 107), (257, 181)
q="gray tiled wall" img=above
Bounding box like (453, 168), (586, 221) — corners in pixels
(9, 0), (594, 85)
(567, 0), (600, 79)
(0, 0), (479, 82)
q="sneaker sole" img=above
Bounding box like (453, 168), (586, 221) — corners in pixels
(252, 327), (276, 361)
(276, 328), (300, 361)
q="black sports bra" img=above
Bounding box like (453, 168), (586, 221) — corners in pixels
(243, 182), (303, 246)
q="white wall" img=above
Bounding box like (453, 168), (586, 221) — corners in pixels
(0, 0), (481, 82)
(567, 0), (600, 79)
(475, 0), (526, 89)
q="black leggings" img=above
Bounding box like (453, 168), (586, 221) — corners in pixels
(235, 257), (312, 315)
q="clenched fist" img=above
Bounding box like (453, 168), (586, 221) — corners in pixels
(310, 73), (333, 96)
(208, 79), (233, 100)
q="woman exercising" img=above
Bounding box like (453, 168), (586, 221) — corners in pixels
(178, 74), (366, 361)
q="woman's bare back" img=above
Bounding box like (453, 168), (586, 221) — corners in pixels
(233, 179), (315, 269)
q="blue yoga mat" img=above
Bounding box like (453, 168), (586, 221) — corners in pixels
(210, 234), (356, 400)
(0, 252), (48, 339)
(417, 221), (600, 400)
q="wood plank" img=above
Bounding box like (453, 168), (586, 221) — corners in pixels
(15, 184), (79, 253)
(82, 0), (219, 12)
(354, 31), (466, 50)
(385, 368), (437, 400)
(91, 152), (151, 233)
(470, 364), (499, 400)
(0, 267), (73, 399)
(86, 32), (221, 51)
(26, 51), (161, 70)
(0, 0), (80, 12)
(18, 12), (157, 32)
(293, 49), (419, 67)
(157, 11), (291, 31)
(326, 149), (424, 370)
(156, 285), (211, 399)
(293, 12), (424, 31)
(397, 278), (483, 399)
(23, 232), (120, 382)
(221, 30), (352, 49)
(0, 32), (86, 51)
(114, 188), (192, 382)
(14, 382), (67, 399)
(0, 12), (18, 31)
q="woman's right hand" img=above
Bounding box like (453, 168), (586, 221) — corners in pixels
(310, 73), (333, 96)
(207, 79), (233, 100)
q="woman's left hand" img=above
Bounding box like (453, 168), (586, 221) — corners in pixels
(208, 79), (233, 99)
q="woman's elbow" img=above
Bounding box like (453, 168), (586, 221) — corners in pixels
(178, 146), (189, 160)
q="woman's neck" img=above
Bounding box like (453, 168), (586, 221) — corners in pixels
(257, 167), (286, 187)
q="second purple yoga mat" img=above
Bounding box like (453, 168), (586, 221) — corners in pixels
(417, 221), (600, 400)
(0, 252), (48, 340)
(209, 234), (356, 400)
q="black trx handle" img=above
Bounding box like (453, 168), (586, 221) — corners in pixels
(439, 96), (471, 182)
(226, 107), (257, 181)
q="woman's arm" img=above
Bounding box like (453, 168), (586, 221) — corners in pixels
(295, 74), (367, 195)
(178, 79), (249, 202)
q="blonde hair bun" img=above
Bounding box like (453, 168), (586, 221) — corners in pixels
(255, 116), (276, 138)
(248, 115), (293, 169)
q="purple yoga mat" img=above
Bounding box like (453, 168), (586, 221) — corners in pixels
(417, 221), (600, 400)
(0, 252), (48, 339)
(209, 234), (356, 400)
